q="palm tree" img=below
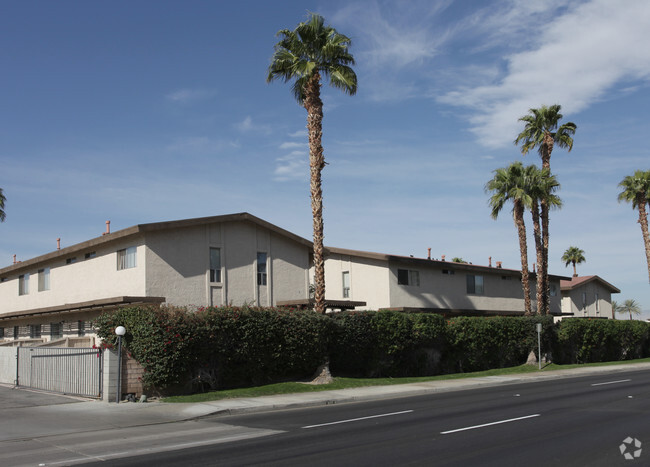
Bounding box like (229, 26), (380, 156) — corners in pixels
(486, 162), (534, 315)
(267, 13), (357, 314)
(618, 170), (650, 282)
(515, 105), (576, 314)
(526, 166), (561, 314)
(0, 188), (5, 223)
(618, 299), (642, 321)
(611, 300), (621, 320)
(561, 246), (586, 277)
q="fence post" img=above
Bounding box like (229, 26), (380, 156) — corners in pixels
(102, 348), (120, 403)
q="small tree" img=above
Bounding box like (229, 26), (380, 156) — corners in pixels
(619, 299), (642, 321)
(561, 246), (585, 277)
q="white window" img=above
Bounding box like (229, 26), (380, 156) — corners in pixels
(397, 269), (420, 286)
(342, 271), (350, 298)
(595, 293), (600, 313)
(257, 252), (267, 286)
(38, 268), (50, 292)
(209, 248), (221, 282)
(19, 274), (29, 295)
(467, 275), (484, 295)
(117, 246), (137, 270)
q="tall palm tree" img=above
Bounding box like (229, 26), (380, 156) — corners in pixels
(618, 170), (650, 282)
(515, 105), (576, 314)
(0, 188), (5, 223)
(486, 162), (534, 315)
(611, 300), (621, 320)
(268, 13), (357, 314)
(561, 246), (585, 277)
(526, 166), (561, 314)
(619, 299), (642, 321)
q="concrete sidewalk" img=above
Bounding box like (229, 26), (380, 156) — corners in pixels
(2, 361), (649, 443)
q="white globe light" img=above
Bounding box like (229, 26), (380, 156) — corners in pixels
(115, 326), (126, 336)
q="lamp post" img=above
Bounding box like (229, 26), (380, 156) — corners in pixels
(115, 326), (126, 403)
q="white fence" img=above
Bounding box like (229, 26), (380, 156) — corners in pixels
(16, 347), (103, 398)
(0, 347), (17, 384)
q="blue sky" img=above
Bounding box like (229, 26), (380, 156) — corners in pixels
(2, 0), (650, 318)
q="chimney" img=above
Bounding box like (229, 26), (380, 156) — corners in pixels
(103, 220), (111, 236)
(427, 248), (431, 260)
(57, 238), (61, 250)
(489, 256), (492, 267)
(13, 254), (16, 264)
(441, 255), (446, 262)
(496, 261), (502, 268)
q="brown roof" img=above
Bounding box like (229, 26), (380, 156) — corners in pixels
(0, 296), (165, 321)
(0, 212), (313, 276)
(560, 275), (620, 293)
(326, 246), (570, 280)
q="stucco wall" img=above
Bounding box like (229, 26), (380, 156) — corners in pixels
(562, 282), (614, 318)
(324, 254), (390, 310)
(386, 260), (529, 313)
(144, 221), (310, 308)
(0, 239), (146, 315)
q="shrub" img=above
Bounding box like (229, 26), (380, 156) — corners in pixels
(445, 316), (554, 372)
(329, 311), (447, 377)
(555, 319), (650, 363)
(94, 305), (199, 389)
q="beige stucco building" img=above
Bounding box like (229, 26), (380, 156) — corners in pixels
(321, 247), (567, 316)
(1, 212), (616, 345)
(560, 275), (621, 319)
(0, 213), (312, 344)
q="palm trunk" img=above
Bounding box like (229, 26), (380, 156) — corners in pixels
(531, 200), (544, 315)
(514, 201), (532, 315)
(540, 198), (550, 314)
(304, 72), (327, 314)
(540, 134), (554, 314)
(636, 193), (650, 283)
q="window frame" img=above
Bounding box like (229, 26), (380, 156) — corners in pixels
(29, 324), (41, 339)
(342, 271), (350, 298)
(38, 267), (50, 292)
(397, 268), (420, 287)
(117, 246), (137, 270)
(257, 252), (268, 286)
(19, 273), (29, 295)
(209, 247), (222, 283)
(466, 274), (484, 295)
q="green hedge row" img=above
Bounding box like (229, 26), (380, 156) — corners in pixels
(94, 307), (650, 393)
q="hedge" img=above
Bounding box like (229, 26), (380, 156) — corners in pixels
(94, 306), (650, 394)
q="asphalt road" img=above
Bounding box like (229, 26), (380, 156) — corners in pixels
(80, 369), (650, 466)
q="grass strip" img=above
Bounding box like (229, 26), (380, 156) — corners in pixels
(162, 357), (650, 403)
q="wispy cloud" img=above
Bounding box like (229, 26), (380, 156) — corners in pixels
(166, 136), (239, 154)
(235, 116), (271, 135)
(165, 88), (218, 104)
(438, 0), (650, 148)
(273, 151), (307, 182)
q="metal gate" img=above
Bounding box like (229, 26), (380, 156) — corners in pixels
(17, 347), (103, 398)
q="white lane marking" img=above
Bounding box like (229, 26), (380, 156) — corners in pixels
(591, 379), (631, 387)
(441, 414), (540, 435)
(302, 410), (414, 429)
